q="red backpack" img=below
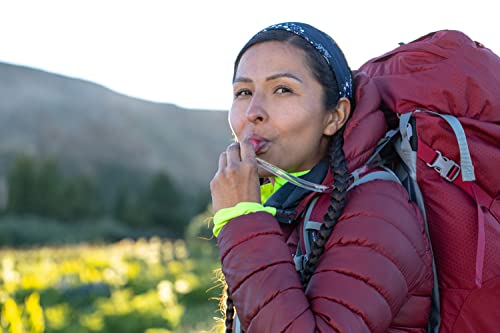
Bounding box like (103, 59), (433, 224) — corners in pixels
(354, 30), (500, 332)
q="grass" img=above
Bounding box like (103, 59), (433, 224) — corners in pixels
(0, 233), (224, 333)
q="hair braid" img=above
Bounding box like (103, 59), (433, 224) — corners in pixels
(301, 128), (349, 288)
(225, 288), (235, 332)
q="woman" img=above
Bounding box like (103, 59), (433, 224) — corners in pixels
(210, 22), (433, 332)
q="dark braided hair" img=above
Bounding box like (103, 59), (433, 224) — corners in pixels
(224, 29), (353, 332)
(300, 127), (350, 287)
(225, 288), (235, 332)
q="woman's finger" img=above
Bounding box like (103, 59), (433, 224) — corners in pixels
(226, 142), (241, 167)
(240, 139), (256, 163)
(218, 151), (227, 171)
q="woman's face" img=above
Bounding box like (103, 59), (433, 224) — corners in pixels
(230, 41), (335, 176)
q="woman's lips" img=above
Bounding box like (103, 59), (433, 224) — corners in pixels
(248, 138), (270, 155)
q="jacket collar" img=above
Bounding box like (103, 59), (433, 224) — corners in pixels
(264, 159), (333, 224)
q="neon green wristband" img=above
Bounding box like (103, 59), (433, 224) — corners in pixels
(213, 202), (276, 237)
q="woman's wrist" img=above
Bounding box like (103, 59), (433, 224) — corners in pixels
(213, 202), (276, 237)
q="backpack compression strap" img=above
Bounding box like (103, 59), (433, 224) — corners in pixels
(407, 110), (493, 288)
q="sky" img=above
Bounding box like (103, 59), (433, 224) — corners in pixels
(1, 0), (498, 111)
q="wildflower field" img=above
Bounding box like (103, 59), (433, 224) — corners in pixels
(0, 236), (224, 333)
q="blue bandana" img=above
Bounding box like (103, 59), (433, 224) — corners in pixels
(262, 22), (353, 101)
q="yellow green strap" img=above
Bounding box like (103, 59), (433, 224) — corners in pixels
(213, 202), (276, 237)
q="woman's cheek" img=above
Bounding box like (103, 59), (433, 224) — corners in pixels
(228, 113), (244, 139)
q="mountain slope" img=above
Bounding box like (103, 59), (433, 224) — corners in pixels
(0, 62), (233, 195)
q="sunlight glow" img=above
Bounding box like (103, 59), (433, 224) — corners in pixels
(0, 0), (497, 110)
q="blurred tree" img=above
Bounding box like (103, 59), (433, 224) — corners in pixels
(5, 154), (102, 221)
(114, 186), (130, 221)
(145, 172), (185, 229)
(34, 157), (62, 216)
(4, 154), (190, 237)
(135, 172), (186, 236)
(58, 176), (101, 221)
(114, 187), (148, 227)
(7, 154), (37, 214)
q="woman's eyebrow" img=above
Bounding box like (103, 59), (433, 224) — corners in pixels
(233, 76), (251, 84)
(233, 72), (303, 84)
(266, 72), (303, 83)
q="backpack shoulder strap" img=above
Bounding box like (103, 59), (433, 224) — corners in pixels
(294, 168), (401, 273)
(348, 166), (402, 191)
(293, 196), (321, 272)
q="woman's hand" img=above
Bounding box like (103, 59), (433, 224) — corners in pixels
(210, 140), (261, 213)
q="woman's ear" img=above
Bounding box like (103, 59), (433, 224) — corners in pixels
(323, 97), (351, 136)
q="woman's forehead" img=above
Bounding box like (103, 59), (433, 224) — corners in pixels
(235, 42), (309, 78)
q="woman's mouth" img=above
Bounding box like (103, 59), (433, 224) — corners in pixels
(248, 137), (270, 155)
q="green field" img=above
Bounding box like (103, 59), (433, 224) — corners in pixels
(0, 235), (225, 333)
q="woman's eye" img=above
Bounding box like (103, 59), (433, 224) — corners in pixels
(274, 86), (292, 94)
(234, 89), (252, 98)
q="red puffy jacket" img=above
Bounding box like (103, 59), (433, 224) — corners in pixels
(217, 74), (434, 332)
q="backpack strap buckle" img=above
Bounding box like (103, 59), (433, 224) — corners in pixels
(426, 150), (461, 182)
(293, 253), (307, 272)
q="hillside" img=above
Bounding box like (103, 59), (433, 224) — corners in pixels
(0, 62), (233, 197)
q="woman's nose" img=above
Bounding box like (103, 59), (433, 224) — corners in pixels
(245, 94), (268, 123)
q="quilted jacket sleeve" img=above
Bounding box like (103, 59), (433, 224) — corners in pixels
(217, 179), (433, 333)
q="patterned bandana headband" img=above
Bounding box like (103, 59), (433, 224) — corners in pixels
(262, 22), (353, 101)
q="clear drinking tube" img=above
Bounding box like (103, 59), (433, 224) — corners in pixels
(256, 157), (333, 193)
